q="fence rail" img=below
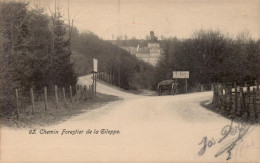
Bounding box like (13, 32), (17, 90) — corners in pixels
(96, 71), (119, 86)
(212, 81), (260, 122)
(13, 84), (95, 120)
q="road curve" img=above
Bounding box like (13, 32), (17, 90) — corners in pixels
(1, 75), (259, 163)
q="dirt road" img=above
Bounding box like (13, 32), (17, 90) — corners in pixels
(1, 75), (259, 162)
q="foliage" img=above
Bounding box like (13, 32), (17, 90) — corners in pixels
(0, 1), (77, 115)
(153, 30), (260, 90)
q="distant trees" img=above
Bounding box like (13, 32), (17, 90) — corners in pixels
(153, 30), (260, 90)
(0, 1), (77, 115)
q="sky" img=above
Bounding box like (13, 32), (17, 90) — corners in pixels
(31, 0), (260, 40)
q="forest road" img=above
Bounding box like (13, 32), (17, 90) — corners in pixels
(1, 75), (259, 163)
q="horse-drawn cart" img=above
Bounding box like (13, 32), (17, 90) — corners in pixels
(157, 80), (179, 95)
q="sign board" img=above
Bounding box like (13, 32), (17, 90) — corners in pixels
(148, 43), (160, 48)
(93, 58), (98, 72)
(173, 71), (189, 79)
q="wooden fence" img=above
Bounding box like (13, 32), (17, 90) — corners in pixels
(14, 84), (95, 120)
(212, 81), (260, 122)
(96, 71), (134, 86)
(96, 71), (120, 86)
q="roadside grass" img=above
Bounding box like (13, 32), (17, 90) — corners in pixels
(0, 93), (121, 128)
(201, 100), (260, 125)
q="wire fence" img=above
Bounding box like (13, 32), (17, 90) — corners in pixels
(13, 84), (95, 120)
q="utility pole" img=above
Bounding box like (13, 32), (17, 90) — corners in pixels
(55, 0), (56, 17)
(117, 0), (121, 39)
(68, 0), (71, 51)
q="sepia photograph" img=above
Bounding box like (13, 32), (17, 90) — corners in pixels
(0, 0), (260, 162)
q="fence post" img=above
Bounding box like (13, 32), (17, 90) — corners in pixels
(75, 85), (78, 101)
(118, 71), (121, 87)
(175, 79), (178, 94)
(91, 84), (94, 98)
(247, 85), (250, 92)
(83, 85), (87, 100)
(239, 87), (244, 116)
(106, 71), (108, 83)
(110, 70), (112, 84)
(246, 86), (250, 118)
(63, 87), (66, 105)
(44, 87), (48, 111)
(109, 70), (111, 84)
(213, 84), (217, 107)
(92, 85), (94, 98)
(253, 88), (258, 121)
(94, 73), (97, 97)
(111, 72), (113, 85)
(256, 80), (259, 90)
(69, 85), (73, 103)
(215, 84), (219, 108)
(107, 71), (109, 83)
(88, 85), (91, 99)
(55, 85), (59, 109)
(185, 79), (188, 93)
(220, 85), (224, 109)
(113, 72), (115, 85)
(228, 86), (232, 112)
(78, 85), (81, 99)
(223, 87), (227, 111)
(15, 89), (20, 121)
(87, 85), (90, 100)
(234, 82), (238, 115)
(212, 84), (216, 105)
(244, 81), (247, 87)
(200, 84), (204, 92)
(80, 85), (84, 99)
(30, 88), (35, 115)
(220, 85), (223, 96)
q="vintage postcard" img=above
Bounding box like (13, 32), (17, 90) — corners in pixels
(0, 0), (260, 162)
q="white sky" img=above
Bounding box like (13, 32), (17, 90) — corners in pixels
(31, 0), (260, 40)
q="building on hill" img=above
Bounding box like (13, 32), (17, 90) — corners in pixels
(110, 31), (162, 66)
(135, 42), (161, 66)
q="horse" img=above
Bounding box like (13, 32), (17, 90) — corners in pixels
(157, 80), (179, 96)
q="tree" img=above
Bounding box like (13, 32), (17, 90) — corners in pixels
(24, 8), (52, 90)
(0, 1), (30, 114)
(49, 12), (77, 87)
(0, 1), (77, 115)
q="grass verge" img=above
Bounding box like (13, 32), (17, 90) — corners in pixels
(0, 93), (121, 128)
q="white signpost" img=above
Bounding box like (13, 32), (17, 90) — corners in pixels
(93, 58), (98, 97)
(173, 71), (190, 93)
(93, 58), (98, 73)
(173, 71), (189, 79)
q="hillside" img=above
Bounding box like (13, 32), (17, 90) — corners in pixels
(70, 31), (155, 90)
